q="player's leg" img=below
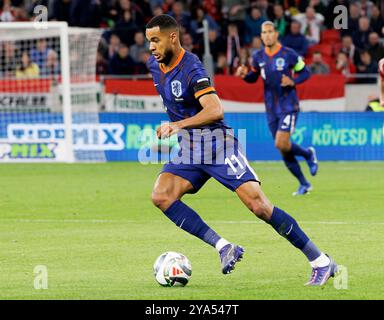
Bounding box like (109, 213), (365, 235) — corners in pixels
(151, 168), (237, 273)
(269, 115), (307, 188)
(276, 113), (318, 177)
(235, 181), (338, 286)
(275, 130), (312, 195)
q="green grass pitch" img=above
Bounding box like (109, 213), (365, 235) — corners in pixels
(0, 161), (383, 300)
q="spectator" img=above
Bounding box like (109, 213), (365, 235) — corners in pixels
(370, 5), (384, 36)
(272, 4), (290, 38)
(169, 1), (191, 34)
(353, 0), (374, 18)
(201, 0), (221, 22)
(162, 0), (175, 14)
(108, 44), (135, 75)
(367, 32), (384, 63)
(96, 51), (108, 75)
(181, 32), (198, 55)
(341, 3), (360, 37)
(339, 35), (359, 66)
(233, 47), (250, 71)
(255, 0), (270, 19)
(352, 16), (372, 50)
(308, 0), (327, 17)
(293, 6), (324, 45)
(30, 38), (54, 71)
(117, 0), (144, 26)
(113, 9), (138, 46)
(107, 33), (121, 60)
(249, 36), (263, 56)
(40, 50), (60, 77)
(152, 5), (163, 17)
(356, 50), (378, 84)
(226, 23), (241, 75)
(135, 0), (152, 24)
(335, 51), (356, 82)
(308, 51), (330, 75)
(51, 0), (71, 24)
(215, 52), (228, 75)
(68, 0), (103, 27)
(0, 0), (21, 21)
(282, 20), (309, 57)
(197, 29), (226, 62)
(129, 31), (149, 63)
(221, 0), (249, 38)
(244, 6), (266, 45)
(135, 50), (151, 75)
(0, 41), (17, 78)
(190, 6), (220, 44)
(16, 51), (40, 79)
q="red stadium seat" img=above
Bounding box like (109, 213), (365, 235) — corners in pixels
(307, 43), (334, 58)
(321, 29), (341, 44)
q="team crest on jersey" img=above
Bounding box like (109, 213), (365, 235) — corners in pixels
(275, 58), (285, 71)
(171, 80), (183, 98)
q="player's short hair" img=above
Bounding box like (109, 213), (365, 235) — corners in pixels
(261, 21), (276, 31)
(146, 14), (179, 32)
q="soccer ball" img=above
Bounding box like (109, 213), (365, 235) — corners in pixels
(153, 251), (192, 287)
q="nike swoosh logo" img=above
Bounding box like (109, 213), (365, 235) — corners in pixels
(154, 84), (159, 86)
(236, 172), (246, 180)
(285, 224), (293, 236)
(179, 218), (186, 228)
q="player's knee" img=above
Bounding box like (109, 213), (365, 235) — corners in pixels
(248, 197), (272, 221)
(275, 140), (290, 153)
(151, 190), (175, 211)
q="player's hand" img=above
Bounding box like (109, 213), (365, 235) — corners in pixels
(156, 122), (181, 139)
(281, 74), (295, 87)
(235, 64), (249, 78)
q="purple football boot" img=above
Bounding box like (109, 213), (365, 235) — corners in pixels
(219, 244), (244, 274)
(305, 255), (338, 286)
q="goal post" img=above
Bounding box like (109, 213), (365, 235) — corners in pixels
(0, 22), (103, 162)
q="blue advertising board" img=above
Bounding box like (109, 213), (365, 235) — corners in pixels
(0, 112), (383, 161)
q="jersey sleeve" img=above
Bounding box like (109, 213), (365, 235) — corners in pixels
(188, 56), (216, 99)
(289, 49), (306, 72)
(250, 51), (260, 73)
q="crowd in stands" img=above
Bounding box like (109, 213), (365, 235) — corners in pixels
(0, 0), (383, 83)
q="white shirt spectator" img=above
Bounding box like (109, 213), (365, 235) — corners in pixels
(293, 7), (324, 45)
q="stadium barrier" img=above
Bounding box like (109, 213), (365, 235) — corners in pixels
(103, 75), (346, 112)
(1, 112), (383, 161)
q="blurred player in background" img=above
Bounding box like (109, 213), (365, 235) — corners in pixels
(379, 58), (384, 106)
(236, 21), (318, 196)
(146, 14), (337, 285)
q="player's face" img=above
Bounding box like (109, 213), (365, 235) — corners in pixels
(146, 26), (176, 65)
(261, 25), (279, 47)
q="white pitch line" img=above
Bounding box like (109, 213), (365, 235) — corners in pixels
(1, 219), (384, 226)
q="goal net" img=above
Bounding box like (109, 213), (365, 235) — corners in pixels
(0, 22), (103, 162)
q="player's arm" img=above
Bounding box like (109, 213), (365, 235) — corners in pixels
(380, 78), (384, 106)
(236, 64), (260, 83)
(178, 93), (224, 129)
(157, 80), (223, 138)
(379, 58), (384, 106)
(281, 57), (311, 87)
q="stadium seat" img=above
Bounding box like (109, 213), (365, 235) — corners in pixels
(321, 29), (341, 45)
(307, 44), (334, 58)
